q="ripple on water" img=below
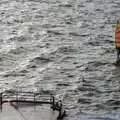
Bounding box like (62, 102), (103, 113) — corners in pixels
(30, 56), (53, 64)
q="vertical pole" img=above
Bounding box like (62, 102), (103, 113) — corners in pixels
(0, 93), (2, 111)
(34, 93), (35, 105)
(58, 100), (62, 119)
(52, 96), (55, 110)
(16, 91), (18, 108)
(50, 95), (55, 110)
(50, 95), (52, 108)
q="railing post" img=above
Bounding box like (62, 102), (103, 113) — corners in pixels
(34, 93), (35, 105)
(16, 91), (18, 108)
(0, 93), (2, 111)
(50, 95), (55, 110)
(58, 100), (62, 119)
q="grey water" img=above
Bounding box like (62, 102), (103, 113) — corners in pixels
(0, 0), (120, 119)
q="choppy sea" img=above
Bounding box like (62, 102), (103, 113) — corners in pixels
(0, 0), (120, 119)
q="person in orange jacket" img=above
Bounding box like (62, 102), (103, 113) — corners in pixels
(115, 21), (120, 60)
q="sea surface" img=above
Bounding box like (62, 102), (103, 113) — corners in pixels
(0, 0), (120, 119)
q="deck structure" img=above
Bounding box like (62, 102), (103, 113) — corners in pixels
(0, 91), (66, 120)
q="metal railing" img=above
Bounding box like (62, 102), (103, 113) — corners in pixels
(0, 91), (66, 120)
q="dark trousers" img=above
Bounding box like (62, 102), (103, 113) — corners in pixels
(117, 48), (120, 60)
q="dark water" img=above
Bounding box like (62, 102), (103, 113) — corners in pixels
(0, 0), (120, 119)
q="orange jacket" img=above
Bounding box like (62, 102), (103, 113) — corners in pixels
(115, 23), (120, 48)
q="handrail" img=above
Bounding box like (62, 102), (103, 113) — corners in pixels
(0, 91), (66, 120)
